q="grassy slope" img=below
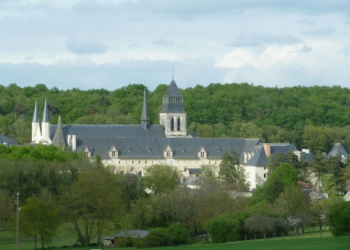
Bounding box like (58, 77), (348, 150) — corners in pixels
(1, 230), (349, 250)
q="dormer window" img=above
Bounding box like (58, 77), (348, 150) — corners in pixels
(198, 147), (207, 159)
(109, 145), (118, 158)
(164, 145), (173, 158)
(84, 147), (92, 158)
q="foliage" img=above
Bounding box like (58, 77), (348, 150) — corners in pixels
(204, 213), (241, 243)
(17, 196), (60, 250)
(143, 164), (181, 194)
(327, 201), (350, 236)
(0, 190), (14, 233)
(219, 151), (248, 188)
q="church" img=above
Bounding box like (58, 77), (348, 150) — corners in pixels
(30, 79), (311, 190)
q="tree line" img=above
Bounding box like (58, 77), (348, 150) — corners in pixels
(1, 145), (350, 249)
(1, 82), (350, 153)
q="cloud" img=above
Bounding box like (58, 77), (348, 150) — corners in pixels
(151, 39), (174, 46)
(65, 37), (107, 55)
(227, 31), (303, 47)
(302, 28), (335, 36)
(296, 45), (312, 53)
(299, 18), (314, 25)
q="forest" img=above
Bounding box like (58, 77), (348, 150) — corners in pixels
(1, 82), (350, 153)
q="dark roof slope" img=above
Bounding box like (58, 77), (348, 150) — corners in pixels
(164, 79), (182, 97)
(0, 134), (19, 146)
(52, 116), (67, 147)
(50, 124), (166, 139)
(246, 146), (268, 166)
(75, 137), (261, 160)
(328, 143), (348, 157)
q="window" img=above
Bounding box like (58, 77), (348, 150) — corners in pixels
(111, 151), (116, 157)
(170, 118), (174, 131)
(264, 174), (267, 178)
(264, 167), (266, 170)
(177, 118), (181, 131)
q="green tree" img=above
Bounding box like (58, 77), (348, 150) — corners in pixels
(143, 164), (181, 194)
(61, 168), (125, 247)
(0, 190), (14, 232)
(19, 196), (60, 250)
(327, 201), (350, 236)
(219, 151), (248, 188)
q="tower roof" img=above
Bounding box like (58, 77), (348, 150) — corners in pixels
(163, 79), (182, 97)
(52, 116), (67, 147)
(32, 100), (39, 122)
(42, 99), (50, 122)
(328, 143), (348, 157)
(141, 89), (149, 123)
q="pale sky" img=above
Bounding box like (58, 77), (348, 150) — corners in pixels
(1, 0), (350, 90)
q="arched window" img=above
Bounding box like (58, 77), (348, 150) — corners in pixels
(170, 117), (174, 131)
(177, 118), (181, 131)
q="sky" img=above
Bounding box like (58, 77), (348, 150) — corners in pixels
(1, 0), (350, 91)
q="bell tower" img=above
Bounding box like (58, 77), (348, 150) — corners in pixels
(159, 79), (187, 138)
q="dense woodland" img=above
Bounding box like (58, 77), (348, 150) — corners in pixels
(1, 82), (350, 153)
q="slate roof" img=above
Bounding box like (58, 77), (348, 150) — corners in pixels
(141, 90), (149, 123)
(32, 100), (39, 122)
(328, 143), (348, 158)
(269, 143), (298, 155)
(52, 116), (67, 147)
(42, 99), (50, 122)
(0, 134), (19, 146)
(160, 79), (186, 113)
(188, 168), (202, 175)
(50, 124), (166, 139)
(104, 230), (149, 240)
(75, 137), (261, 160)
(246, 146), (268, 166)
(164, 79), (182, 97)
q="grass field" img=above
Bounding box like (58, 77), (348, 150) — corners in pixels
(1, 230), (349, 250)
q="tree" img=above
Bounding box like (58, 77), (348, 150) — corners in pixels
(143, 164), (181, 194)
(327, 201), (350, 236)
(19, 196), (60, 250)
(61, 168), (125, 247)
(219, 151), (248, 188)
(0, 190), (14, 233)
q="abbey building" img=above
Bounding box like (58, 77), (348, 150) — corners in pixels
(30, 79), (311, 190)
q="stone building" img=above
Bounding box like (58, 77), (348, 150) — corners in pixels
(30, 78), (311, 190)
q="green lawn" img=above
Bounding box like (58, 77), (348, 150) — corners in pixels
(1, 230), (349, 250)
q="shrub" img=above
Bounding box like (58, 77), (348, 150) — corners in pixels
(327, 201), (350, 236)
(168, 222), (190, 245)
(141, 227), (170, 248)
(204, 213), (241, 243)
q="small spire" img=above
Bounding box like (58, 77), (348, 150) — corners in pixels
(32, 100), (39, 122)
(42, 99), (50, 122)
(52, 115), (67, 147)
(141, 89), (149, 129)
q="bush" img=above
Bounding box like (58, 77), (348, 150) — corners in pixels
(168, 222), (190, 245)
(327, 201), (350, 236)
(140, 227), (170, 248)
(204, 213), (241, 243)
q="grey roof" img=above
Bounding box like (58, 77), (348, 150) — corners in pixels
(116, 230), (149, 239)
(50, 124), (166, 139)
(328, 143), (348, 157)
(268, 143), (298, 155)
(160, 79), (186, 113)
(74, 137), (261, 160)
(188, 168), (202, 175)
(246, 146), (268, 167)
(52, 116), (67, 147)
(164, 79), (182, 97)
(32, 100), (39, 122)
(42, 99), (50, 122)
(185, 177), (203, 185)
(0, 134), (19, 146)
(140, 89), (149, 124)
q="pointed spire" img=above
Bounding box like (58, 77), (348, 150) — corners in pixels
(42, 99), (50, 122)
(141, 89), (149, 130)
(52, 115), (67, 147)
(32, 100), (39, 122)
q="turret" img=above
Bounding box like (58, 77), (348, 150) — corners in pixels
(41, 99), (52, 144)
(31, 100), (39, 141)
(141, 89), (149, 130)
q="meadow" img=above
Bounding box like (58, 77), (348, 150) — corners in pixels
(1, 229), (349, 250)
